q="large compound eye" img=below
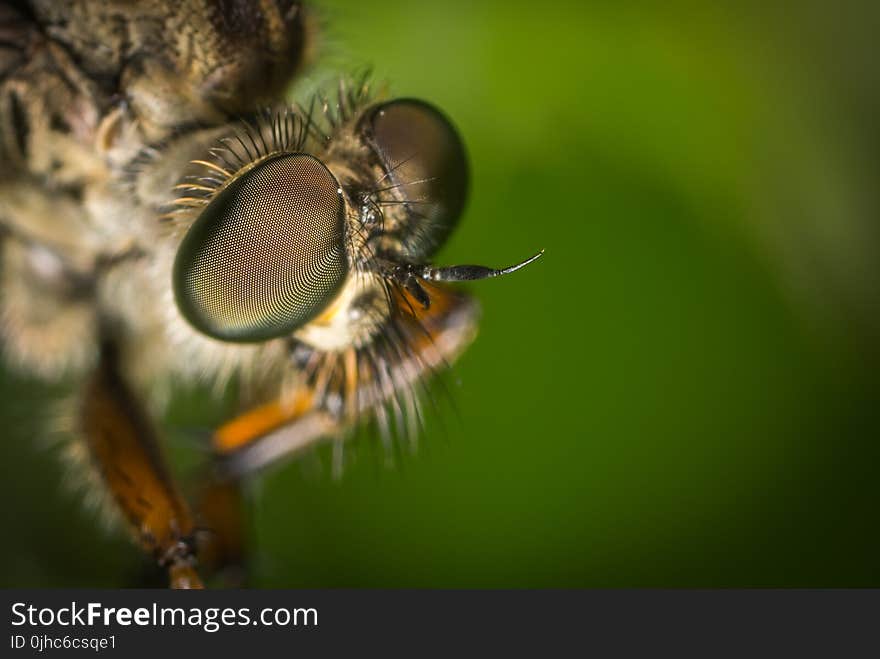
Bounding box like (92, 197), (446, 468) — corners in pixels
(363, 99), (468, 259)
(173, 153), (348, 342)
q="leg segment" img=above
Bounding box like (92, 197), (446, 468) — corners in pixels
(212, 283), (479, 477)
(79, 342), (202, 589)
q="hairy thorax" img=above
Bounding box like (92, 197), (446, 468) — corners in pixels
(0, 1), (311, 392)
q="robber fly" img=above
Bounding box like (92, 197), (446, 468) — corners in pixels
(0, 0), (541, 588)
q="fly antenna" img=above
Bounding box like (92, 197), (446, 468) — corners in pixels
(420, 250), (544, 282)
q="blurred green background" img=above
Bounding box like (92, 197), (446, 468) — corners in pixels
(2, 0), (879, 587)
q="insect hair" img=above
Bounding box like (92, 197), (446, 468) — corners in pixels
(159, 72), (377, 228)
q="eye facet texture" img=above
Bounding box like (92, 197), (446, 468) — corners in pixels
(364, 99), (468, 259)
(173, 153), (348, 342)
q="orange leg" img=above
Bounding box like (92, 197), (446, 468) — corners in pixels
(211, 283), (478, 477)
(79, 343), (202, 589)
(192, 477), (247, 586)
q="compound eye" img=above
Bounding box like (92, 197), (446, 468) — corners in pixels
(173, 153), (348, 342)
(364, 99), (468, 259)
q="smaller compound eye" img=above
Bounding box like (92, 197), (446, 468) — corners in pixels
(173, 153), (348, 342)
(363, 99), (468, 259)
